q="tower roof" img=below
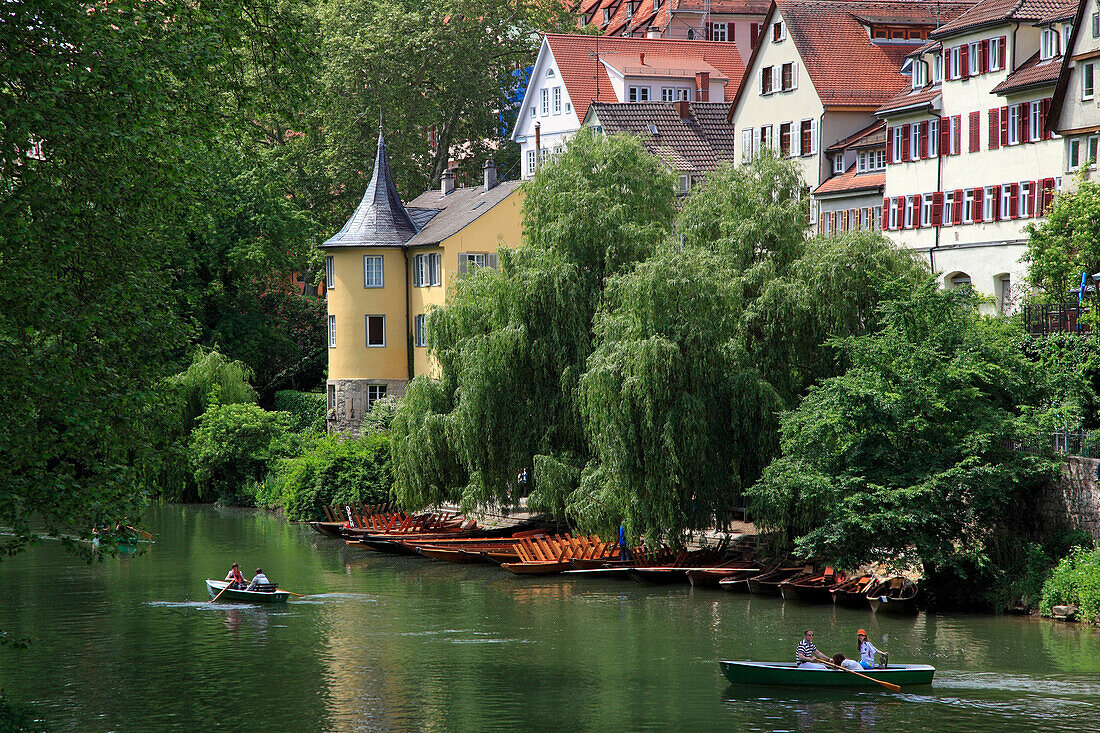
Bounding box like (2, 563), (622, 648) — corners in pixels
(321, 129), (418, 249)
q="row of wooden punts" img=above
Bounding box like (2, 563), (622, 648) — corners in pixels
(310, 503), (920, 614)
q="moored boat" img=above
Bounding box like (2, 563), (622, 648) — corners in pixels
(747, 565), (811, 595)
(718, 660), (934, 688)
(831, 574), (876, 607)
(779, 568), (846, 604)
(866, 577), (919, 614)
(205, 579), (290, 604)
(308, 521), (345, 537)
(686, 561), (762, 588)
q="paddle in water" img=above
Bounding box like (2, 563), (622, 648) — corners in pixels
(823, 658), (900, 692)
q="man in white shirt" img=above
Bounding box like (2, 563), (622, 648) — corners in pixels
(796, 629), (831, 669)
(246, 567), (273, 592)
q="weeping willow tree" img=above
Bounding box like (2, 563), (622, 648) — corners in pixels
(390, 131), (676, 511)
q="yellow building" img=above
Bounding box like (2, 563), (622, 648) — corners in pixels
(321, 129), (523, 433)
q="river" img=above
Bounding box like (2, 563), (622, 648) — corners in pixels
(1, 504), (1098, 732)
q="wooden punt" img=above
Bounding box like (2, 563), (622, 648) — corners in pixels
(501, 534), (617, 575)
(686, 561), (762, 588)
(747, 565), (812, 595)
(308, 521), (345, 537)
(779, 568), (847, 604)
(831, 574), (877, 607)
(206, 579), (289, 604)
(719, 660), (934, 688)
(866, 577), (919, 614)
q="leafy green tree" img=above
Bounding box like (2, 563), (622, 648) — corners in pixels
(748, 283), (1056, 604)
(190, 403), (291, 504)
(391, 131), (676, 511)
(1023, 178), (1100, 305)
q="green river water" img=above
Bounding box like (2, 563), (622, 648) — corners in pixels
(1, 504), (1099, 732)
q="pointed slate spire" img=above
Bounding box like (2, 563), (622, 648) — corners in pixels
(321, 128), (418, 248)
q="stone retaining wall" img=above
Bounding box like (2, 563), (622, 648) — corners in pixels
(1038, 456), (1100, 542)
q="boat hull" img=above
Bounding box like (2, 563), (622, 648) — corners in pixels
(779, 582), (837, 604)
(719, 661), (934, 688)
(628, 567), (690, 584)
(206, 580), (289, 604)
(309, 521), (344, 537)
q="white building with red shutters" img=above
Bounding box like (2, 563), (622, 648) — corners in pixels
(728, 0), (975, 227)
(511, 34), (744, 178)
(1047, 0), (1100, 179)
(877, 0), (1078, 311)
(576, 0), (769, 62)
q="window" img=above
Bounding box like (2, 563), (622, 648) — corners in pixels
(653, 0), (661, 10)
(414, 314), (427, 348)
(662, 87), (689, 101)
(832, 154), (843, 174)
(1094, 12), (1100, 38)
(458, 252), (497, 274)
(892, 125), (904, 161)
(760, 66), (774, 95)
(1008, 105), (1020, 144)
(1030, 101), (1041, 141)
(1041, 28), (1060, 60)
(712, 22), (728, 42)
(872, 205), (882, 230)
(989, 37), (1003, 70)
(799, 119), (815, 156)
(362, 255), (384, 288)
(758, 124), (773, 151)
(773, 21), (785, 42)
(546, 68), (555, 78)
(325, 256), (335, 290)
(540, 88), (549, 115)
(552, 144), (563, 159)
(1020, 181), (1032, 216)
(913, 60), (926, 88)
(888, 198), (899, 229)
(942, 192), (954, 225)
(413, 252), (441, 287)
(603, 7), (611, 23)
(1064, 23), (1074, 52)
(963, 190), (974, 222)
(781, 62), (796, 91)
(529, 105), (536, 118)
(628, 86), (650, 102)
(365, 315), (385, 347)
(1089, 135), (1100, 166)
(910, 123), (921, 158)
(968, 42), (980, 75)
(328, 315), (336, 348)
(984, 187), (996, 221)
(552, 87), (561, 114)
(678, 174), (691, 193)
(1084, 63), (1096, 100)
(526, 150), (536, 175)
(779, 122), (792, 157)
(857, 148), (885, 172)
(742, 128), (754, 163)
(933, 53), (943, 83)
(1000, 185), (1012, 219)
(949, 46), (960, 79)
(686, 28), (695, 40)
(366, 385), (387, 409)
(929, 118), (939, 157)
(921, 194), (934, 227)
(625, 1), (633, 18)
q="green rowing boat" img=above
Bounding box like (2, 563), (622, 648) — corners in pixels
(205, 579), (290, 604)
(719, 660), (935, 688)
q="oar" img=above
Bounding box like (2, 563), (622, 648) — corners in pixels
(127, 525), (153, 539)
(209, 581), (232, 604)
(822, 659), (901, 692)
(276, 588), (306, 597)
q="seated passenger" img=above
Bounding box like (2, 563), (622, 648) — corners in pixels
(857, 629), (889, 669)
(224, 562), (248, 590)
(832, 653), (863, 671)
(246, 567), (274, 592)
(796, 630), (829, 669)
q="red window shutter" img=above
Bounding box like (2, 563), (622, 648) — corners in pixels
(1020, 103), (1029, 143)
(960, 44), (969, 78)
(1000, 106), (1009, 146)
(980, 40), (989, 73)
(1009, 183), (1019, 218)
(999, 36), (1007, 68)
(896, 197), (905, 227)
(953, 189), (964, 224)
(992, 185), (1001, 219)
(1041, 98), (1051, 140)
(919, 122), (928, 158)
(886, 127), (893, 164)
(1043, 177), (1056, 214)
(901, 123), (911, 161)
(973, 187), (984, 222)
(940, 116), (951, 155)
(750, 24), (759, 48)
(952, 116), (961, 155)
(969, 111), (980, 152)
(932, 192), (944, 226)
(882, 197), (890, 229)
(988, 108), (1000, 150)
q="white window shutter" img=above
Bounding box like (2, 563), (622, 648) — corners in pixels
(759, 70), (764, 95)
(772, 66), (780, 92)
(457, 253), (468, 277)
(487, 252), (498, 269)
(810, 118), (818, 154)
(742, 128), (753, 161)
(792, 63), (798, 90)
(413, 255), (421, 286)
(790, 122), (800, 157)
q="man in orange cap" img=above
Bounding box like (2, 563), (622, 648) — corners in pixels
(856, 629), (889, 669)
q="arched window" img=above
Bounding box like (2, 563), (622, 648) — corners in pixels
(947, 272), (972, 289)
(687, 28), (696, 40)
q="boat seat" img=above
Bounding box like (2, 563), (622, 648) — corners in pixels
(249, 583), (277, 593)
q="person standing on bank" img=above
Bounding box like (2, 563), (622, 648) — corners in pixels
(796, 629), (831, 669)
(856, 629), (888, 669)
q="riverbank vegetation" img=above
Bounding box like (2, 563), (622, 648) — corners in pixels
(1041, 545), (1100, 623)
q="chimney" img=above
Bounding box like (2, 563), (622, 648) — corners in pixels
(441, 169), (455, 196)
(534, 121), (541, 154)
(695, 71), (710, 102)
(639, 52), (646, 66)
(647, 27), (661, 39)
(483, 159), (498, 192)
(676, 99), (691, 121)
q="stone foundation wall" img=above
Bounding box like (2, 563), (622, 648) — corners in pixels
(327, 378), (407, 435)
(1038, 457), (1100, 542)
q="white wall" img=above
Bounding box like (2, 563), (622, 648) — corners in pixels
(513, 41), (582, 178)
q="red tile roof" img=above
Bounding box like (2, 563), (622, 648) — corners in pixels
(582, 0), (769, 37)
(676, 0), (772, 13)
(545, 34), (745, 122)
(876, 82), (943, 114)
(826, 120), (886, 151)
(932, 0), (1076, 38)
(813, 166), (886, 195)
(777, 0), (973, 108)
(991, 51), (1063, 93)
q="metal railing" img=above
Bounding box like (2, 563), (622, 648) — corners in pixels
(1051, 430), (1100, 459)
(1023, 303), (1090, 335)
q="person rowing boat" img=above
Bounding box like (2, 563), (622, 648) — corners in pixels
(796, 629), (832, 669)
(224, 562), (248, 590)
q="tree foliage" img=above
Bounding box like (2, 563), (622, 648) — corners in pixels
(1023, 178), (1100, 305)
(748, 283), (1056, 602)
(189, 403), (291, 504)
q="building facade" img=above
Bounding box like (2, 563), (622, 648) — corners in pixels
(511, 34), (743, 178)
(1048, 0), (1100, 181)
(321, 131), (522, 434)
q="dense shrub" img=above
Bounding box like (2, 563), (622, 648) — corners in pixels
(273, 390), (327, 433)
(0, 691), (47, 733)
(267, 432), (393, 520)
(1041, 545), (1100, 622)
(189, 403), (291, 504)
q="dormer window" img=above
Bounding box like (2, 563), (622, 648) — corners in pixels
(604, 8), (611, 23)
(687, 28), (695, 40)
(773, 21), (786, 42)
(626, 2), (633, 19)
(832, 155), (844, 174)
(547, 68), (555, 78)
(933, 53), (942, 83)
(913, 60), (927, 88)
(1041, 27), (1060, 60)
